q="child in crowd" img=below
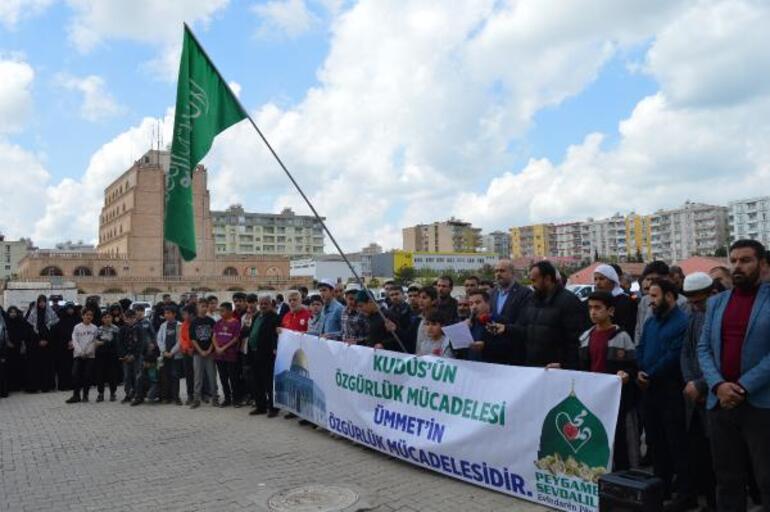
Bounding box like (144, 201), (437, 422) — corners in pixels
(66, 309), (98, 403)
(579, 291), (637, 470)
(415, 311), (454, 358)
(94, 312), (120, 402)
(207, 296), (221, 321)
(132, 311), (160, 406)
(190, 298), (218, 408)
(117, 309), (140, 403)
(213, 302), (241, 407)
(307, 295), (323, 335)
(157, 306), (183, 405)
(179, 305), (195, 405)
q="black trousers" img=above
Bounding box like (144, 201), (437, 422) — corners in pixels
(26, 347), (55, 392)
(159, 359), (180, 401)
(249, 351), (274, 411)
(641, 378), (692, 497)
(55, 349), (73, 391)
(709, 404), (770, 512)
(216, 360), (239, 403)
(72, 358), (94, 398)
(95, 353), (120, 395)
(182, 355), (194, 400)
(0, 357), (7, 397)
(687, 410), (716, 507)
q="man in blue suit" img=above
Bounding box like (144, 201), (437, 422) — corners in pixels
(698, 239), (770, 512)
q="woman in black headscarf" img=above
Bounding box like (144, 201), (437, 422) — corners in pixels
(2, 306), (32, 394)
(25, 295), (59, 392)
(53, 303), (80, 391)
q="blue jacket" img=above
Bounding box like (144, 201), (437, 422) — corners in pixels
(318, 299), (343, 337)
(697, 283), (770, 410)
(637, 306), (687, 381)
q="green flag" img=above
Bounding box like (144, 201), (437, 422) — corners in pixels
(165, 25), (247, 261)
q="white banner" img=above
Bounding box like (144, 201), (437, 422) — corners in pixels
(274, 331), (622, 512)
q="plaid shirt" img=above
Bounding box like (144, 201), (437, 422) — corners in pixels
(340, 308), (368, 343)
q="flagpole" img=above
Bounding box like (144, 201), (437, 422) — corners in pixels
(183, 24), (409, 353)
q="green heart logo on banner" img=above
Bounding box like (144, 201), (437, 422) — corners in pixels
(537, 385), (611, 472)
(555, 411), (592, 454)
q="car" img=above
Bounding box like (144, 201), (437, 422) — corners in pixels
(129, 301), (153, 316)
(566, 284), (594, 301)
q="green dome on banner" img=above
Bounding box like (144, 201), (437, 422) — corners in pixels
(537, 388), (610, 472)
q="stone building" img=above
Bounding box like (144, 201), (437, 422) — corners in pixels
(17, 150), (304, 295)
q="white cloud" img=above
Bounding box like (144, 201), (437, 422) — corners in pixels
(203, 0), (685, 251)
(0, 57), (35, 133)
(457, 0), (770, 232)
(32, 111), (175, 246)
(0, 140), (51, 240)
(55, 73), (126, 121)
(65, 0), (230, 80)
(252, 0), (318, 38)
(0, 0), (53, 29)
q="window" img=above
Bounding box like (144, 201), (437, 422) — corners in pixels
(98, 266), (117, 277)
(40, 266), (63, 276)
(223, 267), (238, 276)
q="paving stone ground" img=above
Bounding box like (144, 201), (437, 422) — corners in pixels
(0, 389), (547, 512)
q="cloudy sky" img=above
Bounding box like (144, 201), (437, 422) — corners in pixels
(1, 0), (769, 252)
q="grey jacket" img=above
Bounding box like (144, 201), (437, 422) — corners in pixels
(681, 308), (708, 432)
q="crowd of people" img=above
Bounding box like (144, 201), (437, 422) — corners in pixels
(1, 239), (769, 512)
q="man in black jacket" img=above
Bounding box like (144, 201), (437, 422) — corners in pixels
(492, 261), (587, 369)
(248, 295), (281, 417)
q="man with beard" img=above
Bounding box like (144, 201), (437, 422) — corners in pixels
(504, 261), (585, 369)
(435, 276), (458, 323)
(637, 278), (693, 510)
(247, 295), (280, 417)
(406, 285), (421, 313)
(53, 302), (80, 391)
(25, 295), (59, 392)
(482, 259), (532, 365)
(635, 261), (689, 344)
(698, 239), (770, 511)
(680, 272), (717, 510)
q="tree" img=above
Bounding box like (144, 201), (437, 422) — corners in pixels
(714, 246), (727, 257)
(368, 277), (381, 288)
(394, 265), (416, 285)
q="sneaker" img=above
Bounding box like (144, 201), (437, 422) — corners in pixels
(96, 394), (104, 403)
(219, 400), (231, 408)
(267, 408), (279, 418)
(65, 395), (81, 404)
(109, 394), (117, 402)
(233, 402), (242, 409)
(211, 398), (220, 407)
(249, 408), (267, 416)
(190, 400), (201, 409)
(130, 399), (143, 406)
(175, 399), (183, 406)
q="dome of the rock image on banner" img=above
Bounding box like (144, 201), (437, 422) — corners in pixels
(275, 348), (327, 424)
